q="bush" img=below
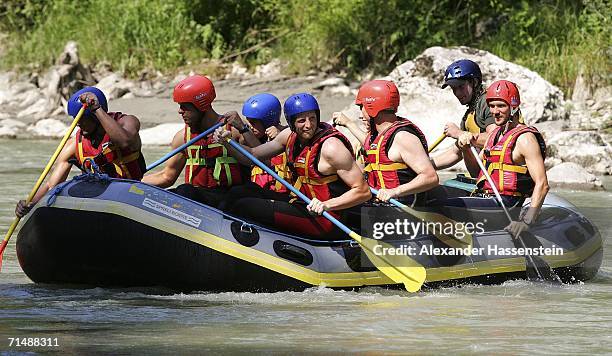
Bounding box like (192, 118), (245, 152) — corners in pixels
(1, 0), (608, 96)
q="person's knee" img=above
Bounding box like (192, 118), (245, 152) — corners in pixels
(172, 183), (199, 200)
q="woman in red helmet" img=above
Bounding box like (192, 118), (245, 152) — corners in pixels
(142, 75), (248, 208)
(450, 80), (549, 237)
(334, 80), (439, 206)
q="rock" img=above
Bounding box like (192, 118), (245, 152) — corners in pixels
(547, 162), (603, 190)
(546, 131), (612, 175)
(26, 118), (69, 138)
(17, 97), (55, 119)
(225, 62), (249, 80)
(140, 123), (183, 146)
(338, 46), (567, 149)
(96, 73), (135, 100)
(328, 85), (351, 96)
(0, 119), (26, 138)
(254, 59), (282, 78)
(315, 77), (346, 89)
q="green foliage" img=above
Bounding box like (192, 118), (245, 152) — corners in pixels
(0, 0), (609, 96)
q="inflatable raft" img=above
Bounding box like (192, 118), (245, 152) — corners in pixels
(16, 174), (602, 292)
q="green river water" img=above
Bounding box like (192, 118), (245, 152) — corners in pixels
(0, 139), (610, 354)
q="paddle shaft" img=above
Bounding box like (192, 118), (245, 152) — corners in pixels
(0, 105), (87, 259)
(428, 134), (446, 153)
(146, 121), (224, 172)
(225, 139), (353, 236)
(227, 137), (427, 292)
(469, 145), (545, 280)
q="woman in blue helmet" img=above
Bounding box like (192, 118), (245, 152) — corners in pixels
(15, 87), (144, 218)
(214, 93), (371, 239)
(431, 59), (497, 171)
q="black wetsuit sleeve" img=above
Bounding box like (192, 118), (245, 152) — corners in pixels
(475, 94), (495, 131)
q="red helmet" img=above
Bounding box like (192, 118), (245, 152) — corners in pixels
(173, 75), (216, 111)
(486, 80), (521, 115)
(355, 80), (400, 117)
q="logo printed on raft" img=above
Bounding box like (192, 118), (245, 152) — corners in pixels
(142, 198), (201, 228)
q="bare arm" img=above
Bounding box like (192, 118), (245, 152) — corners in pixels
(516, 132), (549, 219)
(16, 139), (77, 217)
(96, 111), (141, 151)
(461, 144), (482, 178)
(215, 126), (289, 162)
(386, 131), (438, 198)
(318, 138), (371, 211)
(431, 145), (463, 170)
(474, 123), (497, 148)
(142, 130), (186, 188)
(332, 112), (367, 144)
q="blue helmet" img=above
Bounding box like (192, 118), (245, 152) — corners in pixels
(283, 93), (320, 130)
(242, 93), (281, 129)
(67, 86), (108, 118)
(441, 59), (482, 88)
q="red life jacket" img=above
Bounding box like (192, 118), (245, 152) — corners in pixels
(183, 122), (243, 188)
(75, 112), (146, 180)
(250, 152), (292, 193)
(477, 125), (546, 197)
(363, 118), (428, 189)
(286, 123), (353, 203)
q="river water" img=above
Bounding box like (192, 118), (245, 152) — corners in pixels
(0, 139), (610, 354)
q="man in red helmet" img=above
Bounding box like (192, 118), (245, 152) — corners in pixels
(456, 80), (549, 237)
(334, 80), (439, 205)
(142, 75), (248, 208)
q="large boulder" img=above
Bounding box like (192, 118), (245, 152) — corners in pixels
(0, 118), (26, 138)
(96, 73), (136, 100)
(547, 162), (604, 190)
(26, 119), (69, 138)
(336, 46), (568, 156)
(546, 131), (612, 175)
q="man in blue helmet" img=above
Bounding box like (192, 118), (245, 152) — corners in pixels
(227, 93), (290, 191)
(217, 93), (293, 211)
(15, 87), (144, 218)
(431, 59), (497, 170)
(214, 93), (371, 239)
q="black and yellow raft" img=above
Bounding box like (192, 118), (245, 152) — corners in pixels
(16, 174), (602, 291)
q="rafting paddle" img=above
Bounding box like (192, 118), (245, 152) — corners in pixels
(468, 146), (560, 283)
(428, 134), (446, 153)
(0, 105), (87, 271)
(226, 138), (427, 292)
(146, 121), (224, 172)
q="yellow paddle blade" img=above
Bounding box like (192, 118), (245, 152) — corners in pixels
(351, 232), (426, 293)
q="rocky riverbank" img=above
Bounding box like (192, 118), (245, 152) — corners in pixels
(0, 43), (609, 189)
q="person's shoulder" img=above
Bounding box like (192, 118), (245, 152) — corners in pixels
(321, 136), (349, 153)
(393, 130), (421, 147)
(515, 129), (539, 150)
(115, 112), (140, 125)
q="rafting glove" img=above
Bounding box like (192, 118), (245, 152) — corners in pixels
(15, 200), (34, 218)
(79, 92), (101, 112)
(505, 220), (530, 239)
